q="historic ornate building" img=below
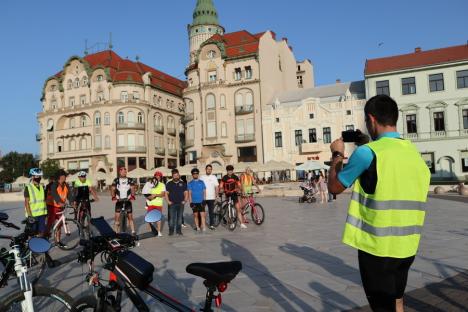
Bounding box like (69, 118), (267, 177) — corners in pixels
(182, 0), (314, 167)
(37, 50), (186, 175)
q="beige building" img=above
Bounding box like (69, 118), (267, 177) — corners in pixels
(37, 50), (186, 175)
(263, 81), (366, 167)
(183, 0), (314, 167)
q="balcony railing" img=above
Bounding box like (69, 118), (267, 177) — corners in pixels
(154, 125), (164, 134)
(235, 133), (255, 143)
(155, 147), (165, 155)
(167, 128), (177, 136)
(402, 133), (418, 140)
(431, 130), (446, 138)
(183, 113), (194, 123)
(235, 105), (254, 115)
(168, 148), (177, 156)
(117, 146), (147, 153)
(185, 139), (194, 148)
(36, 134), (42, 141)
(460, 129), (468, 136)
(116, 122), (145, 130)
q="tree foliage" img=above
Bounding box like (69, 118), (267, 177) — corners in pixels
(0, 152), (38, 183)
(40, 158), (61, 179)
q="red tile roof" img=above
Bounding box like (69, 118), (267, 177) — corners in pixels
(56, 50), (186, 96)
(365, 44), (468, 75)
(206, 30), (268, 59)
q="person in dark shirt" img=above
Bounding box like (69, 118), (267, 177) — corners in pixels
(220, 165), (246, 229)
(165, 169), (188, 236)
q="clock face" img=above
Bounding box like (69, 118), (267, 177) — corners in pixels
(207, 50), (216, 59)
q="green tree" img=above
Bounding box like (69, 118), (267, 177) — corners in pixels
(40, 158), (61, 179)
(0, 152), (38, 183)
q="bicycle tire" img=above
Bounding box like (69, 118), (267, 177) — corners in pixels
(23, 250), (47, 285)
(72, 295), (117, 312)
(54, 218), (82, 251)
(212, 202), (224, 227)
(120, 211), (127, 234)
(226, 204), (237, 232)
(80, 212), (91, 240)
(251, 203), (265, 225)
(0, 284), (73, 311)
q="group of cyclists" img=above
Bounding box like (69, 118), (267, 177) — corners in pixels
(23, 164), (261, 239)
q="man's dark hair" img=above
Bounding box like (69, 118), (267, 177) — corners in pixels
(171, 169), (179, 174)
(206, 164), (212, 169)
(56, 169), (68, 179)
(226, 165), (234, 171)
(364, 95), (399, 126)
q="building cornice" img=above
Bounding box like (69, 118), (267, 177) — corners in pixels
(365, 59), (468, 78)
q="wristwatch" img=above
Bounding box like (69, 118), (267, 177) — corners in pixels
(332, 151), (344, 159)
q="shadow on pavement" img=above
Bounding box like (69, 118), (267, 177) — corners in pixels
(221, 239), (313, 311)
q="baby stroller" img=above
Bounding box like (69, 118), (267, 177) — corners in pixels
(299, 181), (318, 203)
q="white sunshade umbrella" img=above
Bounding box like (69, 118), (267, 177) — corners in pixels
(127, 168), (149, 179)
(177, 165), (197, 176)
(14, 176), (30, 184)
(295, 160), (330, 171)
(234, 162), (259, 173)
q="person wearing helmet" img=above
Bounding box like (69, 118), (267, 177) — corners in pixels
(220, 165), (246, 229)
(111, 167), (136, 234)
(24, 168), (48, 236)
(187, 168), (207, 232)
(73, 171), (99, 218)
(145, 170), (166, 236)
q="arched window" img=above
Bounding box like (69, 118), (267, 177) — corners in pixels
(221, 122), (227, 137)
(74, 78), (80, 88)
(186, 100), (194, 114)
(220, 94), (226, 109)
(104, 135), (111, 149)
(245, 91), (253, 108)
(97, 75), (104, 81)
(80, 116), (87, 127)
(206, 94), (216, 110)
(67, 79), (72, 90)
(82, 76), (88, 87)
(69, 118), (75, 129)
(56, 140), (63, 153)
(94, 112), (101, 126)
(47, 119), (54, 131)
(118, 112), (124, 124)
(153, 95), (158, 105)
(80, 138), (87, 150)
(158, 97), (162, 106)
(127, 111), (135, 123)
(70, 139), (76, 151)
(235, 93), (243, 108)
(167, 116), (174, 129)
(104, 112), (110, 125)
(137, 112), (143, 124)
(120, 91), (128, 102)
(95, 135), (101, 148)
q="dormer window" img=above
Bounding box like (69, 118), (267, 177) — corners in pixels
(82, 76), (88, 87)
(97, 75), (103, 81)
(50, 85), (57, 92)
(74, 78), (80, 88)
(208, 71), (217, 82)
(234, 68), (242, 81)
(207, 50), (216, 59)
(245, 66), (252, 79)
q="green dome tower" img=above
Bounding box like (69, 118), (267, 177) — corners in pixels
(188, 0), (225, 64)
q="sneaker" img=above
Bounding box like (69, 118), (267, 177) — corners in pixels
(209, 226), (216, 231)
(177, 232), (183, 236)
(181, 224), (187, 228)
(202, 228), (207, 233)
(195, 227), (200, 232)
(240, 223), (247, 229)
(158, 232), (163, 237)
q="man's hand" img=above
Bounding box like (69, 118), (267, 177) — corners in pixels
(129, 195), (136, 201)
(330, 138), (345, 154)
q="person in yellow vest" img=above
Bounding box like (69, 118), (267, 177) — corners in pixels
(24, 168), (48, 237)
(328, 95), (430, 312)
(240, 167), (260, 223)
(146, 171), (166, 237)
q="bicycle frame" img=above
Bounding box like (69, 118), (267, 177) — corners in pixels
(52, 206), (73, 237)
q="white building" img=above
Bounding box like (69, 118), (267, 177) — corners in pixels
(262, 81), (366, 169)
(365, 44), (468, 181)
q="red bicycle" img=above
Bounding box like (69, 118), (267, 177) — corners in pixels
(241, 192), (265, 225)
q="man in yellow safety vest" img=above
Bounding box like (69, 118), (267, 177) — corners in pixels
(24, 168), (48, 236)
(328, 95), (430, 312)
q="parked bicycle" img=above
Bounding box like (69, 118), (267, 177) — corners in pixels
(75, 199), (95, 239)
(0, 212), (73, 311)
(241, 192), (265, 225)
(212, 195), (238, 231)
(51, 204), (82, 250)
(72, 210), (242, 312)
(115, 198), (132, 234)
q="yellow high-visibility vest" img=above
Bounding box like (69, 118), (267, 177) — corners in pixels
(148, 182), (165, 207)
(26, 183), (47, 217)
(342, 137), (430, 258)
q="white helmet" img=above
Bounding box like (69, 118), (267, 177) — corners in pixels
(77, 171), (87, 178)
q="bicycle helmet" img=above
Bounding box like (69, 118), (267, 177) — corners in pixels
(29, 168), (43, 177)
(154, 171), (163, 178)
(77, 171), (87, 177)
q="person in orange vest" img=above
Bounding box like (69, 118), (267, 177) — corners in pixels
(47, 169), (74, 245)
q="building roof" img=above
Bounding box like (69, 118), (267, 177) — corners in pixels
(192, 0), (220, 26)
(365, 44), (468, 76)
(53, 50), (186, 96)
(272, 81), (365, 104)
(203, 30), (272, 59)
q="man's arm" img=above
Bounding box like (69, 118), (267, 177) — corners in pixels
(110, 183), (116, 198)
(24, 188), (32, 216)
(51, 183), (64, 206)
(164, 184), (172, 204)
(328, 155), (346, 194)
(90, 186), (99, 201)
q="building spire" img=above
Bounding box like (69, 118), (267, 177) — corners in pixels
(192, 0), (219, 26)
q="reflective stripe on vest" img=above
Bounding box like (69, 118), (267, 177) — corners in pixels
(342, 137), (430, 258)
(74, 179), (92, 187)
(148, 182), (165, 207)
(26, 184), (47, 217)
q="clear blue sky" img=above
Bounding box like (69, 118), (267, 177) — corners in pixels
(0, 0), (467, 155)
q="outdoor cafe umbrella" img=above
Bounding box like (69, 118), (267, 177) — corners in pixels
(177, 165), (197, 176)
(127, 168), (149, 179)
(295, 160), (330, 171)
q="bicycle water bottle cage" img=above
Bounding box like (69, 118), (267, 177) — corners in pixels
(91, 217), (116, 239)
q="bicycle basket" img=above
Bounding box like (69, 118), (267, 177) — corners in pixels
(116, 250), (154, 289)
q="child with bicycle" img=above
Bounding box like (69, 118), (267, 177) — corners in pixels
(220, 165), (247, 229)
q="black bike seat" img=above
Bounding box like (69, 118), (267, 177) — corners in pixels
(0, 212), (8, 221)
(186, 261), (242, 284)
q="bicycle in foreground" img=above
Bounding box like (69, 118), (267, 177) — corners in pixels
(51, 203), (82, 251)
(241, 192), (265, 225)
(75, 199), (95, 239)
(0, 212), (73, 311)
(72, 210), (242, 312)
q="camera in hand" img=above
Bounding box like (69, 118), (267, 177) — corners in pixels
(342, 130), (360, 143)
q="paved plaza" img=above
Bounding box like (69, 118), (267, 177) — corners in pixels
(1, 193), (468, 311)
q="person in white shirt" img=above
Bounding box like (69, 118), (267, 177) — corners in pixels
(200, 164), (219, 230)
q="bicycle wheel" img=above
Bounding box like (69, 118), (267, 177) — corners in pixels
(22, 249), (47, 285)
(251, 203), (265, 225)
(54, 219), (82, 250)
(71, 295), (117, 312)
(212, 202), (224, 227)
(0, 285), (73, 311)
(80, 211), (91, 240)
(120, 212), (127, 234)
(226, 204), (237, 232)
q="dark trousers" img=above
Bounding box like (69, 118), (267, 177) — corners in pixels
(205, 200), (216, 226)
(358, 250), (415, 312)
(168, 203), (184, 234)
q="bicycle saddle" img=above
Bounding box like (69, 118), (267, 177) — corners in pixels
(0, 212), (8, 221)
(186, 261), (242, 284)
